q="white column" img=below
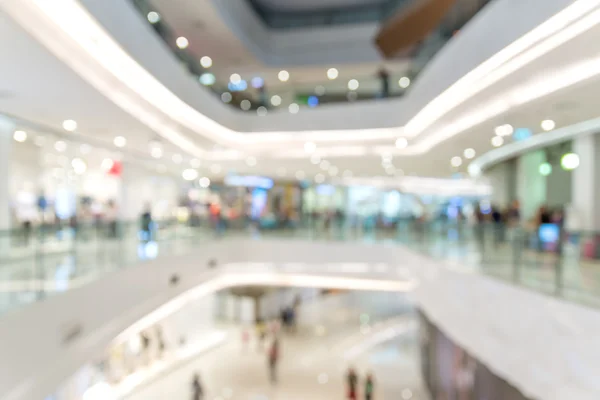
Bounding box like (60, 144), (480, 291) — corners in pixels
(571, 133), (600, 231)
(0, 116), (14, 233)
(517, 150), (547, 220)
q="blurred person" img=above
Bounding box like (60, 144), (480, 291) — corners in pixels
(365, 373), (375, 400)
(156, 326), (165, 358)
(256, 319), (267, 351)
(268, 337), (280, 384)
(378, 68), (390, 98)
(106, 200), (118, 238)
(241, 327), (250, 351)
(192, 373), (204, 400)
(346, 367), (359, 400)
(140, 204), (153, 243)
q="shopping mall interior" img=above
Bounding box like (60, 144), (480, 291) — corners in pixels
(1, 0), (600, 399)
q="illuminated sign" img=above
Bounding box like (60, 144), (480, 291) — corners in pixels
(224, 175), (274, 189)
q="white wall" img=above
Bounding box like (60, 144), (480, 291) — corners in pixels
(0, 240), (599, 400)
(572, 133), (600, 230)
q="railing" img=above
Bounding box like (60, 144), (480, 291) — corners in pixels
(1, 216), (599, 315)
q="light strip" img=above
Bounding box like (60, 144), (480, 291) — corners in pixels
(403, 0), (600, 137)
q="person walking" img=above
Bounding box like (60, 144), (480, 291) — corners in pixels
(365, 373), (375, 400)
(268, 337), (280, 384)
(346, 367), (358, 400)
(192, 373), (204, 400)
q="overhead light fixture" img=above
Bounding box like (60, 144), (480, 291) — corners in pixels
(13, 130), (27, 143)
(398, 77), (411, 88)
(71, 157), (87, 175)
(328, 166), (339, 176)
(319, 160), (330, 170)
(539, 162), (552, 176)
(113, 136), (127, 148)
(257, 106), (268, 116)
(315, 85), (326, 96)
(182, 168), (198, 181)
(147, 11), (160, 24)
(561, 153), (580, 170)
(541, 119), (556, 131)
(491, 136), (504, 147)
(310, 154), (321, 165)
(494, 124), (513, 137)
(199, 177), (211, 188)
(176, 36), (189, 49)
(240, 99), (251, 111)
(62, 119), (77, 132)
(288, 103), (300, 114)
(315, 173), (325, 183)
(295, 170), (306, 180)
(451, 156), (463, 167)
(172, 154), (183, 164)
(199, 73), (216, 86)
(200, 56), (212, 68)
(270, 95), (282, 106)
(151, 147), (163, 159)
(348, 79), (359, 91)
(221, 92), (232, 103)
(395, 137), (408, 149)
(327, 68), (339, 80)
(463, 148), (476, 159)
(304, 141), (316, 154)
(54, 140), (67, 152)
(101, 158), (114, 171)
(278, 70), (290, 82)
(230, 73), (241, 84)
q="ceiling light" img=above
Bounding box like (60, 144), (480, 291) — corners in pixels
(494, 124), (513, 136)
(271, 95), (282, 106)
(327, 68), (339, 80)
(13, 130), (27, 143)
(491, 136), (504, 147)
(451, 156), (463, 167)
(172, 154), (183, 164)
(80, 144), (92, 154)
(210, 164), (222, 174)
(278, 70), (290, 82)
(295, 170), (305, 180)
(251, 77), (264, 89)
(381, 152), (392, 162)
(329, 166), (339, 176)
(463, 148), (476, 159)
(71, 157), (87, 175)
(561, 153), (580, 170)
(190, 158), (201, 168)
(199, 177), (211, 188)
(539, 162), (552, 176)
(62, 119), (77, 132)
(176, 37), (189, 49)
(541, 119), (556, 131)
(310, 154), (321, 165)
(246, 157), (257, 166)
(395, 137), (408, 149)
(398, 77), (411, 88)
(151, 147), (163, 159)
(289, 103), (299, 114)
(54, 140), (67, 152)
(199, 73), (216, 86)
(200, 56), (212, 68)
(182, 168), (198, 181)
(101, 158), (114, 171)
(221, 92), (232, 103)
(147, 11), (160, 24)
(343, 170), (353, 178)
(319, 160), (330, 170)
(315, 85), (326, 96)
(401, 388), (413, 399)
(315, 173), (325, 183)
(240, 99), (251, 111)
(257, 106), (268, 116)
(113, 136), (127, 148)
(304, 141), (316, 154)
(230, 73), (241, 84)
(348, 79), (359, 91)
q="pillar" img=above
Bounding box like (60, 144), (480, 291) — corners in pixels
(0, 116), (14, 234)
(570, 133), (600, 231)
(516, 150), (547, 220)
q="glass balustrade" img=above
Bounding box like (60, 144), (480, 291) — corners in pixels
(0, 216), (599, 316)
